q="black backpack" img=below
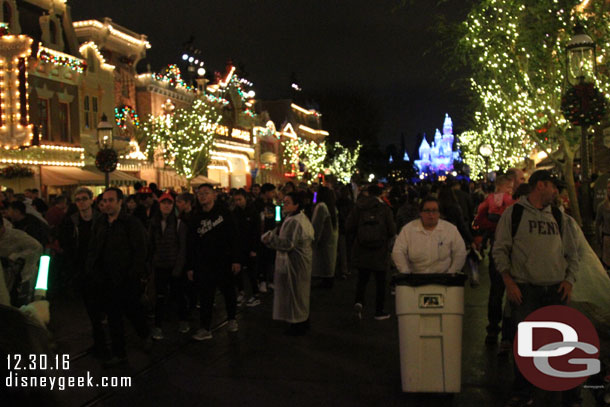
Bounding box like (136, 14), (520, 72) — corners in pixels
(511, 203), (562, 238)
(357, 206), (387, 249)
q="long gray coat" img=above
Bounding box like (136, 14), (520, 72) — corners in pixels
(263, 212), (314, 323)
(311, 203), (339, 278)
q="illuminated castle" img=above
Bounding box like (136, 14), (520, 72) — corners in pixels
(414, 114), (460, 175)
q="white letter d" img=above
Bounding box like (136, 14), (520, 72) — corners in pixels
(518, 322), (577, 357)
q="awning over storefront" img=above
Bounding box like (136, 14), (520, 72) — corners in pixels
(41, 166), (144, 186)
(190, 175), (221, 185)
(85, 167), (144, 186)
(41, 166), (103, 186)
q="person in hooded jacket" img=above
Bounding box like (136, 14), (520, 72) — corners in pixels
(346, 184), (396, 320)
(148, 192), (188, 339)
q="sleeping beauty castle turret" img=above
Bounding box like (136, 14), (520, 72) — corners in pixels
(414, 114), (460, 176)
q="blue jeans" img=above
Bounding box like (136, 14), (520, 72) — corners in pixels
(510, 283), (581, 405)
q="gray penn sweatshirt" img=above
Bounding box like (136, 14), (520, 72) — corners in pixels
(492, 196), (579, 286)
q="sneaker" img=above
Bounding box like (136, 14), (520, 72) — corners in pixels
(504, 395), (533, 407)
(227, 319), (239, 332)
(237, 292), (245, 304)
(498, 340), (512, 356)
(354, 303), (363, 319)
(178, 321), (190, 334)
(192, 328), (213, 341)
(259, 282), (268, 293)
(246, 297), (261, 307)
(374, 312), (391, 321)
(151, 327), (164, 340)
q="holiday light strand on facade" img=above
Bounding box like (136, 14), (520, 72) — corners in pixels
(78, 42), (115, 71)
(115, 105), (140, 129)
(153, 64), (195, 91)
(37, 45), (86, 73)
(291, 103), (321, 117)
(73, 20), (151, 49)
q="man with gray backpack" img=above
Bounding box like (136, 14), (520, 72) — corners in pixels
(346, 184), (396, 320)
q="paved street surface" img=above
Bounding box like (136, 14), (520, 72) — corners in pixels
(21, 257), (607, 407)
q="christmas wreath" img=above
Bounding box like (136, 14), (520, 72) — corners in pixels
(561, 83), (607, 126)
(95, 148), (118, 173)
(0, 165), (34, 179)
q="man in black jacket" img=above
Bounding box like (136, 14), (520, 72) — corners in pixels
(58, 187), (104, 356)
(87, 187), (150, 366)
(187, 184), (241, 340)
(7, 201), (49, 246)
(232, 189), (260, 307)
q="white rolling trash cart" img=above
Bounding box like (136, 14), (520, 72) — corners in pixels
(394, 273), (467, 393)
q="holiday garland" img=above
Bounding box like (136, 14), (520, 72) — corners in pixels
(0, 165), (34, 179)
(95, 148), (118, 173)
(154, 64), (195, 91)
(37, 48), (87, 73)
(561, 83), (607, 127)
(115, 105), (140, 129)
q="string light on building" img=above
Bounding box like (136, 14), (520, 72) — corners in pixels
(0, 34), (33, 148)
(114, 105), (140, 129)
(37, 44), (87, 73)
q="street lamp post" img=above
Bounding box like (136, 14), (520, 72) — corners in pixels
(478, 143), (493, 182)
(566, 24), (597, 239)
(96, 113), (117, 188)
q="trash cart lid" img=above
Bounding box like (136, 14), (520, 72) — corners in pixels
(393, 273), (467, 287)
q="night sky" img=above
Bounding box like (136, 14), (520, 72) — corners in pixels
(70, 0), (473, 154)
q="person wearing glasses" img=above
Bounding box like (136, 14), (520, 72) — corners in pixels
(392, 196), (466, 275)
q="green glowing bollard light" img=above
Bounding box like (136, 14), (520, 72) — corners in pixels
(35, 255), (51, 291)
(275, 205), (282, 222)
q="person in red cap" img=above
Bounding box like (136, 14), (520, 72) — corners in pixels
(134, 186), (159, 229)
(148, 192), (188, 339)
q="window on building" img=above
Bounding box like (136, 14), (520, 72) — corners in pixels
(83, 95), (90, 129)
(58, 102), (70, 142)
(2, 2), (12, 24)
(37, 98), (49, 141)
(87, 52), (95, 73)
(92, 96), (98, 125)
(49, 20), (57, 44)
(122, 81), (130, 98)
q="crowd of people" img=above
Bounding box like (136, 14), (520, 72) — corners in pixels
(1, 170), (610, 406)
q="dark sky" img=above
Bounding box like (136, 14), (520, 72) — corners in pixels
(70, 0), (472, 153)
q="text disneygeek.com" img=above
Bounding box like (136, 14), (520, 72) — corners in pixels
(5, 354), (131, 390)
(6, 371), (132, 391)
